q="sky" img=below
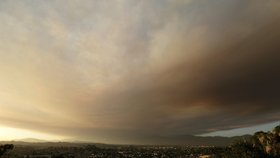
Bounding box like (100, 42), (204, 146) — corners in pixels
(0, 0), (280, 144)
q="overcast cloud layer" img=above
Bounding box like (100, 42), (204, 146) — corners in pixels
(0, 0), (280, 144)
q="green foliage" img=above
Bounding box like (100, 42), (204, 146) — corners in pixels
(224, 140), (266, 158)
(222, 124), (280, 158)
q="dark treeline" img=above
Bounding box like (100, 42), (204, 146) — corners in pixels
(0, 144), (14, 157)
(221, 125), (280, 158)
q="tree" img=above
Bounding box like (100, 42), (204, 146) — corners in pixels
(0, 144), (14, 157)
(272, 125), (280, 136)
(227, 140), (266, 158)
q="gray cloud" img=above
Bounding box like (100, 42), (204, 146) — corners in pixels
(0, 0), (279, 144)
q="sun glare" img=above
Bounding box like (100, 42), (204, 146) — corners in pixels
(0, 126), (67, 141)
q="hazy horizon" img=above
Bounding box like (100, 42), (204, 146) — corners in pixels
(0, 0), (280, 144)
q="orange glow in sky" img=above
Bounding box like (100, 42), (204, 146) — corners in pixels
(0, 126), (67, 141)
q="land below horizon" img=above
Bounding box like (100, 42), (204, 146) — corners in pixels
(1, 125), (280, 158)
(0, 134), (251, 147)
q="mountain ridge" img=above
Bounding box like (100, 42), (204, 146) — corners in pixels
(0, 134), (252, 146)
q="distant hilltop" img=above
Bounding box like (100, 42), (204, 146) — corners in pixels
(0, 125), (279, 147)
(1, 135), (250, 147)
(13, 138), (47, 143)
